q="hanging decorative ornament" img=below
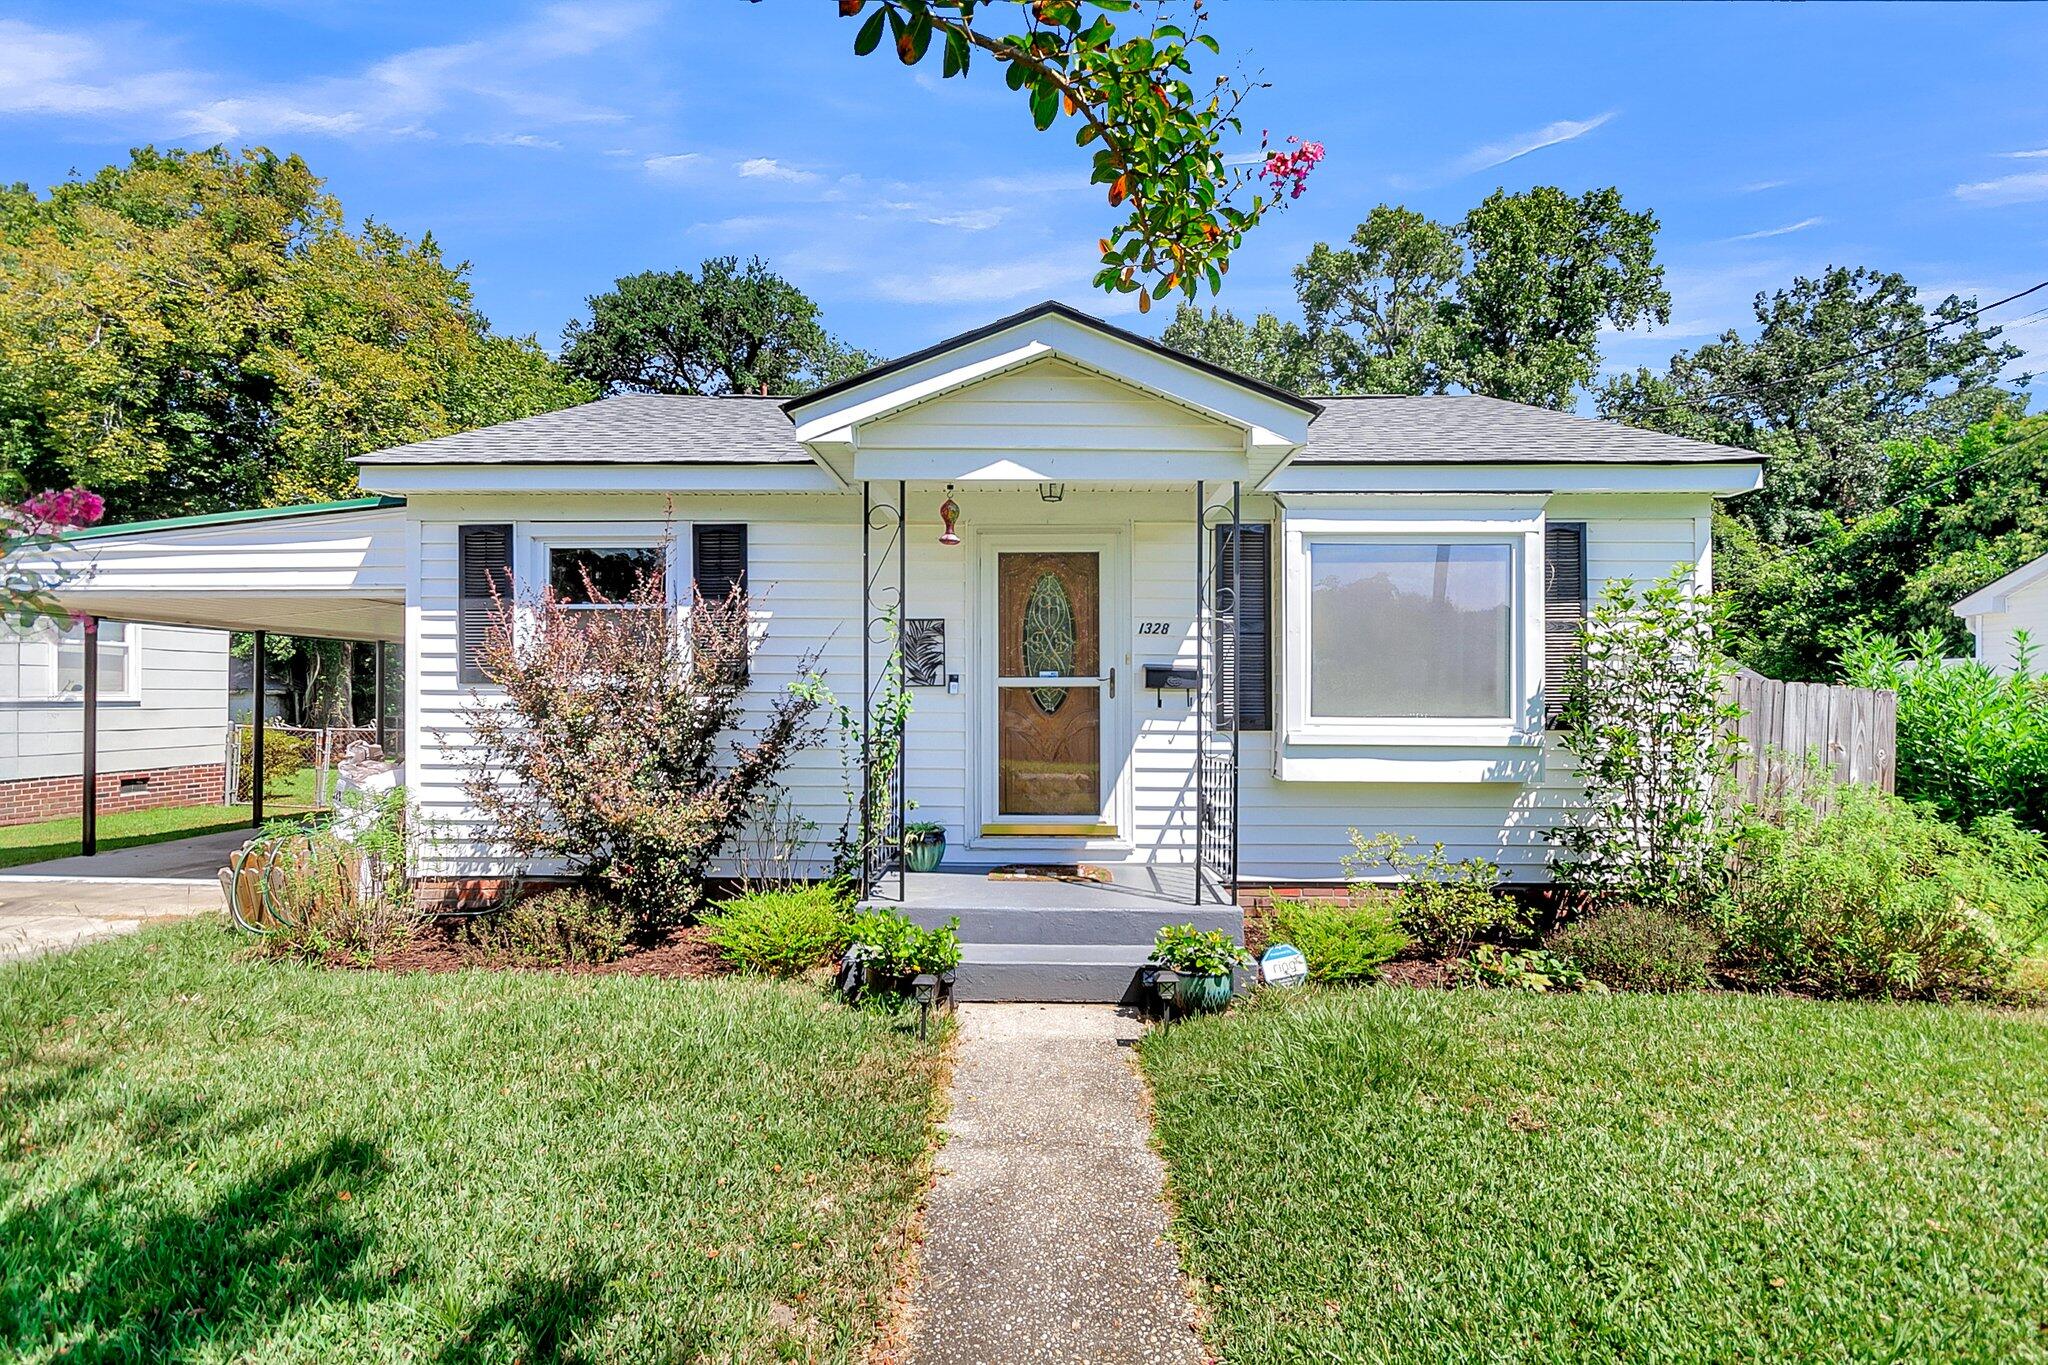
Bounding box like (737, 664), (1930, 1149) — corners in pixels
(938, 485), (962, 547)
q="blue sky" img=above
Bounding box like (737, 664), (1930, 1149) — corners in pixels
(3, 1), (2044, 401)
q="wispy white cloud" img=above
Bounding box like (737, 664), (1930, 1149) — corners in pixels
(921, 208), (1005, 231)
(467, 132), (562, 150)
(1725, 216), (1824, 242)
(2000, 147), (2048, 159)
(1436, 111), (1616, 182)
(871, 253), (1092, 305)
(0, 4), (658, 144)
(1955, 170), (2048, 206)
(737, 157), (818, 184)
(642, 152), (702, 176)
(1738, 178), (1792, 193)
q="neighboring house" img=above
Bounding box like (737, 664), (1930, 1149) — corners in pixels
(29, 302), (1763, 995)
(0, 621), (230, 825)
(1953, 553), (2048, 673)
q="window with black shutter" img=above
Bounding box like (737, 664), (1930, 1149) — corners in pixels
(458, 524), (513, 685)
(692, 523), (750, 683)
(1213, 523), (1272, 731)
(1544, 522), (1588, 726)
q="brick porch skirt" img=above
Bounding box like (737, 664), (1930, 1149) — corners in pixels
(0, 763), (227, 827)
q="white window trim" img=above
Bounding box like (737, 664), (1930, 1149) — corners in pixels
(1278, 501), (1546, 751)
(9, 621), (141, 704)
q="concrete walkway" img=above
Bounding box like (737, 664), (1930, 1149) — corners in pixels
(0, 826), (240, 962)
(907, 1004), (1204, 1365)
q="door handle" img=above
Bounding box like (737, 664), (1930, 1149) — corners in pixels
(1104, 667), (1116, 700)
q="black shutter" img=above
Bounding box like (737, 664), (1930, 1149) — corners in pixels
(1544, 522), (1587, 726)
(458, 524), (513, 685)
(1214, 523), (1272, 731)
(693, 524), (750, 683)
(692, 524), (749, 606)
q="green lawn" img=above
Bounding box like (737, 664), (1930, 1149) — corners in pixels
(1, 919), (945, 1362)
(0, 770), (320, 870)
(1139, 989), (2048, 1363)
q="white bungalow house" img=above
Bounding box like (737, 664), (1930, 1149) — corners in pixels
(1953, 551), (2048, 673)
(32, 302), (1763, 997)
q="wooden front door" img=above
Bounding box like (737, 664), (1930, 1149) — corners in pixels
(991, 549), (1109, 829)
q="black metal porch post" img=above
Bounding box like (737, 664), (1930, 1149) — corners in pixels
(80, 614), (98, 857)
(897, 478), (907, 904)
(1193, 481), (1205, 906)
(374, 640), (388, 754)
(250, 630), (266, 828)
(1230, 480), (1243, 905)
(859, 483), (871, 897)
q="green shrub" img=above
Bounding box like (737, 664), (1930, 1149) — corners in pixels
(464, 886), (635, 967)
(1152, 923), (1252, 978)
(705, 884), (851, 977)
(1547, 903), (1717, 992)
(1269, 899), (1407, 982)
(236, 724), (312, 800)
(251, 830), (419, 965)
(1840, 627), (2048, 833)
(846, 908), (961, 978)
(1712, 785), (2048, 998)
(1342, 831), (1530, 956)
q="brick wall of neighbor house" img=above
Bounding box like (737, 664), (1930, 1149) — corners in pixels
(0, 762), (226, 827)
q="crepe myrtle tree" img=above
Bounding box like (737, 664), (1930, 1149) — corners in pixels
(458, 551), (823, 926)
(837, 0), (1321, 311)
(2, 487), (105, 631)
(1549, 568), (1744, 913)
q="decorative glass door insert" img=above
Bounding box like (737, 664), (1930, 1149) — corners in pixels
(995, 551), (1103, 819)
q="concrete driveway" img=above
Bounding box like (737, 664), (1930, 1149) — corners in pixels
(0, 826), (247, 962)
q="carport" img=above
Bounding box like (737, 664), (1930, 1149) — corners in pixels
(22, 497), (410, 855)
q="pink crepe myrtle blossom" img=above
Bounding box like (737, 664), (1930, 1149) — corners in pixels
(1261, 136), (1325, 201)
(18, 487), (105, 531)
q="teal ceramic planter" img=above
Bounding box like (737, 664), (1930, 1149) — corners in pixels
(1175, 972), (1234, 1015)
(903, 832), (946, 873)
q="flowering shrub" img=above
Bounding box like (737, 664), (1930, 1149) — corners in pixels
(1550, 569), (1742, 911)
(2, 485), (104, 631)
(458, 547), (822, 926)
(1261, 136), (1325, 200)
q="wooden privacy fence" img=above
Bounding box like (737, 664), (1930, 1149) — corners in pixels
(1724, 667), (1896, 805)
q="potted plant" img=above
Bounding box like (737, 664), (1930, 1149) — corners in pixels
(902, 820), (947, 873)
(844, 908), (960, 1003)
(1150, 923), (1251, 1015)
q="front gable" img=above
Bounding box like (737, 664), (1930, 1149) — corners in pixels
(785, 301), (1316, 486)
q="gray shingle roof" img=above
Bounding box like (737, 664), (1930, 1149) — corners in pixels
(1295, 395), (1756, 464)
(354, 393), (811, 465)
(353, 388), (1758, 468)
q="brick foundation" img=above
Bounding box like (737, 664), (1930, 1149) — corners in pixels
(0, 763), (227, 827)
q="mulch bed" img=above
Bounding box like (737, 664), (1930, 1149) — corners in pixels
(366, 919), (732, 979)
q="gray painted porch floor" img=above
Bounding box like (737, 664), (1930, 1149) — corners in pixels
(905, 1004), (1204, 1364)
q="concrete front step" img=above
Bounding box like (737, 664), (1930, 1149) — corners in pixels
(903, 903), (1241, 945)
(953, 943), (1159, 1003)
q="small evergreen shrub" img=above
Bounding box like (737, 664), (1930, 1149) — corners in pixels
(464, 886), (635, 967)
(1547, 903), (1717, 992)
(1269, 899), (1407, 982)
(1342, 831), (1530, 957)
(1712, 785), (2048, 998)
(706, 884), (851, 977)
(236, 724), (312, 800)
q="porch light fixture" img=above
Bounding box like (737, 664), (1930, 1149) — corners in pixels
(938, 486), (961, 547)
(1037, 481), (1066, 503)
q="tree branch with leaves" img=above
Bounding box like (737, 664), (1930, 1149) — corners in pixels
(839, 0), (1319, 311)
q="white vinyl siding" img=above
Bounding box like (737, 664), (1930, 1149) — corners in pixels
(0, 624), (230, 782)
(402, 487), (1712, 884)
(1967, 574), (2048, 674)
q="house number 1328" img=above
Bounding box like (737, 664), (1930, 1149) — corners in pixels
(1136, 621), (1173, 636)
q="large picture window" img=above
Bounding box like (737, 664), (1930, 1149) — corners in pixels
(1306, 540), (1514, 720)
(548, 545), (664, 607)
